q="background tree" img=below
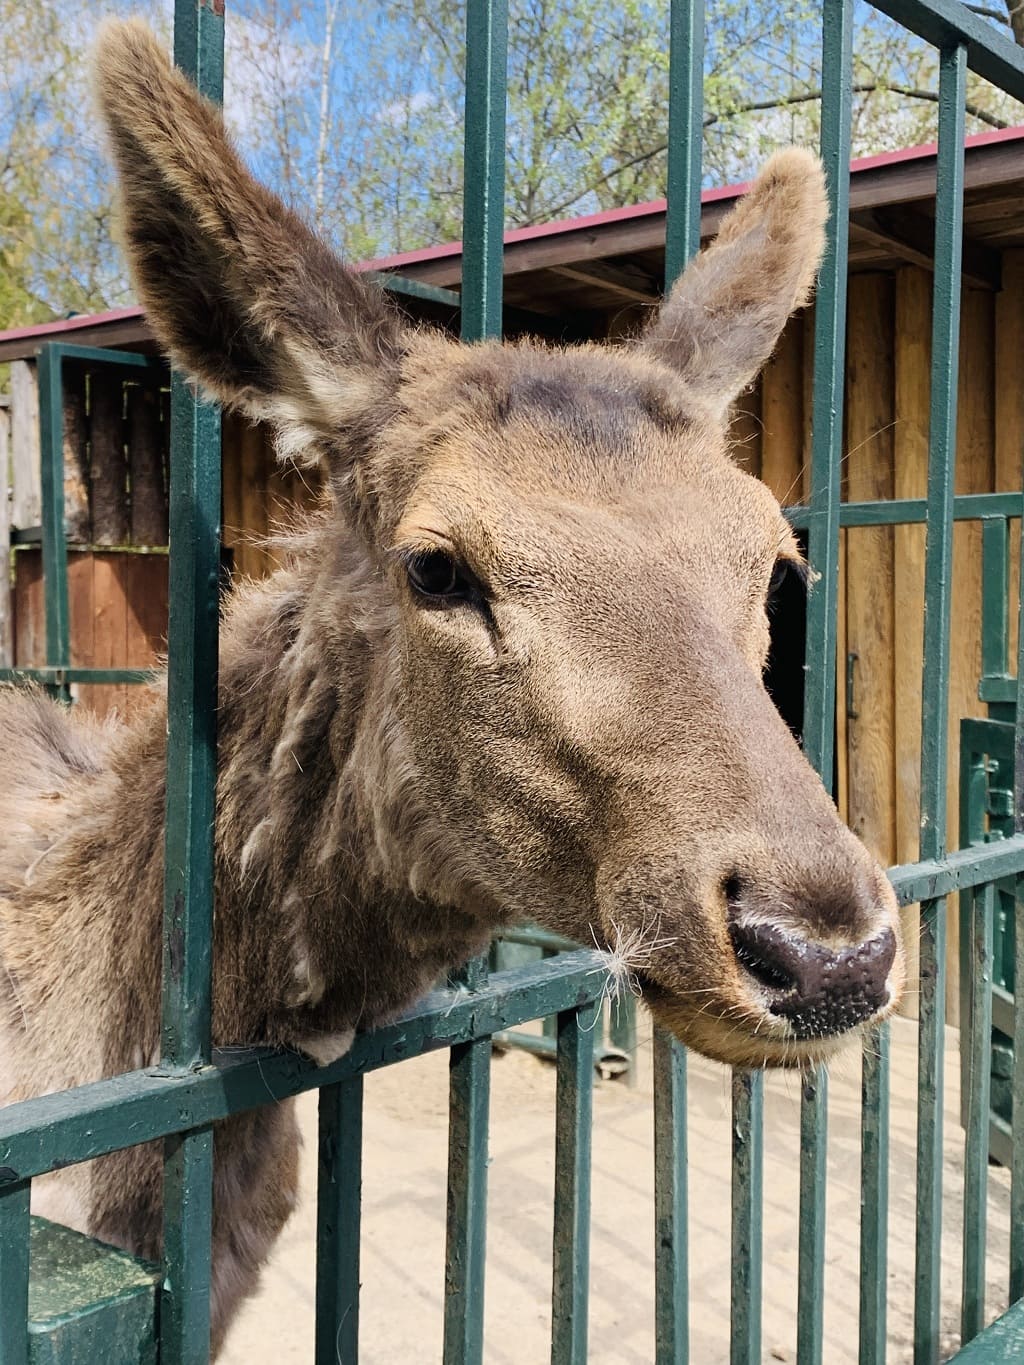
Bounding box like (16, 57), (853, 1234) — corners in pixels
(1, 0), (1022, 325)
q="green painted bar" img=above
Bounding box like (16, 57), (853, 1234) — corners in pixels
(786, 492), (1022, 530)
(609, 994), (638, 1087)
(962, 883), (994, 1344)
(162, 0), (224, 1070)
(797, 1067), (828, 1365)
(27, 1217), (159, 1364)
(653, 1030), (688, 1365)
(0, 955), (609, 1182)
(161, 378), (221, 1070)
(42, 343), (156, 372)
(367, 272), (463, 309)
(460, 0), (508, 343)
(315, 1078), (364, 1365)
(730, 1070), (764, 1365)
(859, 1026), (890, 1365)
(981, 519), (1010, 680)
(0, 1182), (30, 1365)
(443, 1038), (491, 1365)
(551, 1000), (598, 1365)
(159, 4), (225, 1360)
(794, 4), (851, 1348)
(160, 1126), (214, 1363)
(871, 0), (1024, 101)
(1011, 217), (1024, 1307)
(1012, 876), (1024, 1304)
(0, 668), (158, 687)
(803, 0), (852, 783)
(914, 42), (966, 1365)
(663, 0), (704, 282)
(36, 346), (70, 704)
(889, 833), (1024, 904)
(650, 0), (700, 1342)
(946, 1296), (1024, 1362)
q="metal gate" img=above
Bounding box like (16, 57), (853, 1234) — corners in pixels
(3, 0), (1024, 1362)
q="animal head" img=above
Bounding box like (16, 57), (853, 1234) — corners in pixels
(94, 20), (903, 1068)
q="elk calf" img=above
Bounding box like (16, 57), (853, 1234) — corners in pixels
(0, 19), (903, 1352)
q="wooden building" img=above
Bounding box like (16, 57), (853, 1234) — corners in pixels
(3, 126), (1024, 1015)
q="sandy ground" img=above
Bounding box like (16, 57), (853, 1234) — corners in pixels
(221, 1015), (1010, 1364)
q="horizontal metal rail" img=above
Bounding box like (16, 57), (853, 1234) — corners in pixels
(0, 952), (608, 1183)
(0, 667), (159, 687)
(888, 834), (1024, 905)
(786, 492), (1022, 529)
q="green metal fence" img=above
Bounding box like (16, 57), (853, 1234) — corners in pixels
(4, 0), (1024, 1361)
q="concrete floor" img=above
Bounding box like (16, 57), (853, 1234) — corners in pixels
(221, 1015), (1011, 1364)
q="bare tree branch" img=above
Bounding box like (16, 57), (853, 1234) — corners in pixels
(525, 80), (1008, 227)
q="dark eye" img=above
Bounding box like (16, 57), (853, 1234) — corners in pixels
(406, 549), (467, 601)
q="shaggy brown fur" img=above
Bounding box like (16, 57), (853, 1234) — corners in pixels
(0, 19), (904, 1352)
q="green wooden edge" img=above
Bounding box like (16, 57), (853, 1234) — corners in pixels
(859, 1025), (890, 1365)
(730, 1070), (764, 1365)
(945, 1297), (1024, 1362)
(653, 1030), (688, 1365)
(551, 999), (598, 1365)
(0, 669), (158, 687)
(315, 1077), (364, 1365)
(871, 0), (1024, 101)
(443, 1038), (491, 1365)
(0, 953), (608, 1182)
(785, 492), (1022, 530)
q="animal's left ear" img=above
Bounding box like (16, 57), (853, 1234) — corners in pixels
(641, 149), (827, 417)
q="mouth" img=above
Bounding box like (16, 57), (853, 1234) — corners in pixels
(634, 967), (898, 1070)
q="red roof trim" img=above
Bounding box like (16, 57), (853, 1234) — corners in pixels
(4, 124), (1023, 346)
(0, 304), (145, 348)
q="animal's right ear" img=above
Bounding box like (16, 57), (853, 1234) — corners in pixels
(93, 19), (404, 467)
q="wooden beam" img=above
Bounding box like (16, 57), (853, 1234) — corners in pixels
(404, 138), (1024, 291)
(548, 261), (660, 304)
(851, 205), (1001, 290)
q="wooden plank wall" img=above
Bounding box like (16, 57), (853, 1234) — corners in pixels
(13, 550), (169, 719)
(736, 256), (1024, 1021)
(221, 411), (321, 581)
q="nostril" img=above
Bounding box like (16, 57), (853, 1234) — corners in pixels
(728, 921), (799, 996)
(722, 872), (744, 908)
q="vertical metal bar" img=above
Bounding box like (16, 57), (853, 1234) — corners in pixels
(1012, 267), (1024, 1309)
(731, 1070), (764, 1365)
(1012, 871), (1024, 1303)
(653, 8), (700, 1353)
(654, 1029), (688, 1365)
(663, 0), (704, 283)
(36, 345), (70, 703)
(316, 1077), (364, 1365)
(980, 518), (1009, 680)
(161, 376), (221, 1070)
(460, 0), (508, 343)
(914, 42), (967, 1365)
(443, 1038), (491, 1365)
(795, 8), (853, 1352)
(797, 1067), (828, 1365)
(859, 1025), (890, 1365)
(961, 882), (994, 1344)
(162, 1126), (215, 1361)
(803, 0), (854, 779)
(0, 1181), (30, 1365)
(551, 999), (598, 1365)
(160, 6), (225, 1362)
